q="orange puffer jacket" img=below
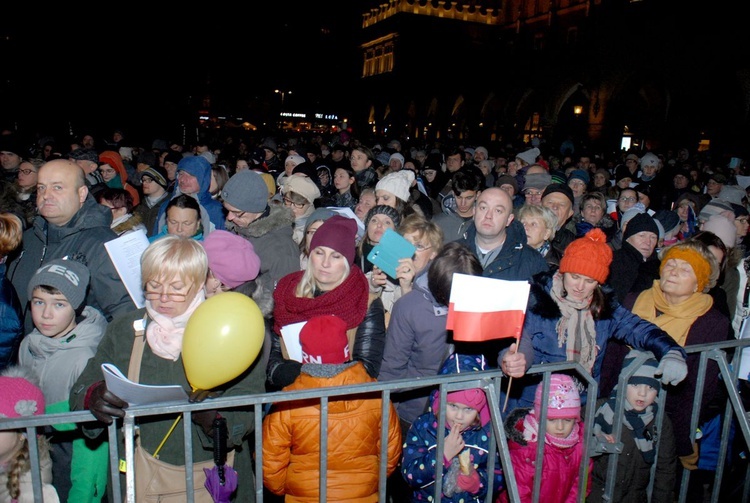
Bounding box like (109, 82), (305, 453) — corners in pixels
(262, 361), (402, 502)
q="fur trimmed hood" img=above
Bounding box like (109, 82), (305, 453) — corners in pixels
(504, 406), (531, 445)
(227, 204), (294, 239)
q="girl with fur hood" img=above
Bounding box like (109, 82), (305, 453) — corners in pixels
(496, 374), (590, 503)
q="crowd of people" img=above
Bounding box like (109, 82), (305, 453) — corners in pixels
(0, 126), (748, 502)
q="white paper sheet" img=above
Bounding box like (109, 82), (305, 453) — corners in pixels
(104, 230), (150, 309)
(101, 363), (188, 406)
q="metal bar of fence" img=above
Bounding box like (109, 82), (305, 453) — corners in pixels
(3, 339), (750, 503)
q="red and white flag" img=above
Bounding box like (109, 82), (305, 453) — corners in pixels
(446, 274), (531, 342)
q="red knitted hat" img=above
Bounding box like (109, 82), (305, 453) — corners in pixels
(309, 215), (358, 265)
(300, 315), (350, 364)
(559, 228), (613, 284)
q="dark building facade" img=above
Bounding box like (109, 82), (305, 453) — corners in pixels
(353, 0), (750, 158)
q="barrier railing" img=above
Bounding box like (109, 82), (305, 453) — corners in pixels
(2, 338), (749, 503)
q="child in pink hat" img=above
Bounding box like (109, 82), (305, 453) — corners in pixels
(497, 373), (592, 503)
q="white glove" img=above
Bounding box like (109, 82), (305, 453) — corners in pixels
(656, 349), (688, 386)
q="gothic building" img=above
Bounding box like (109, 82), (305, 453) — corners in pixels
(354, 0), (750, 157)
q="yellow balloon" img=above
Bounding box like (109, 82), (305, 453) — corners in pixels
(182, 292), (265, 391)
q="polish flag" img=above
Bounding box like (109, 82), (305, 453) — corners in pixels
(446, 274), (531, 342)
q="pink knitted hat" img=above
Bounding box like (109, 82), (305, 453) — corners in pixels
(534, 374), (581, 419)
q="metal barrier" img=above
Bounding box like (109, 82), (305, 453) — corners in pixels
(2, 338), (750, 503)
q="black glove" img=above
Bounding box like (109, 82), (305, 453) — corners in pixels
(192, 410), (219, 436)
(273, 360), (303, 388)
(85, 381), (128, 425)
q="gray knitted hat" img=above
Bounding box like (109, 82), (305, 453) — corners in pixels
(27, 258), (90, 309)
(222, 170), (270, 213)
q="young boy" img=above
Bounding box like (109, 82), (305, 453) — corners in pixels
(18, 258), (109, 503)
(262, 314), (402, 502)
(589, 349), (677, 503)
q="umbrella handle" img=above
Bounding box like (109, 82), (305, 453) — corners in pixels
(213, 416), (229, 484)
(213, 416), (228, 466)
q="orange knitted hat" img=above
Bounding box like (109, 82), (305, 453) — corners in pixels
(559, 228), (613, 284)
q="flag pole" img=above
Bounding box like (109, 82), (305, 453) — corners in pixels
(503, 334), (521, 414)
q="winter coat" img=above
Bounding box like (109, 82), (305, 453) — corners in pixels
(0, 439), (60, 503)
(588, 398), (677, 503)
(378, 270), (452, 424)
(262, 361), (402, 502)
(609, 240), (660, 303)
(512, 270), (685, 407)
(622, 292), (730, 457)
(18, 306), (107, 404)
(571, 212), (617, 241)
(134, 190), (170, 238)
(496, 407), (591, 503)
(433, 210), (473, 243)
(458, 219), (549, 281)
(69, 307), (266, 502)
(401, 353), (504, 503)
(154, 156), (226, 234)
(226, 204), (299, 288)
(0, 263), (23, 371)
(7, 195), (136, 332)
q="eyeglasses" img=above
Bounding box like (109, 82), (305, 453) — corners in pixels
(99, 168), (116, 175)
(414, 244), (432, 252)
(144, 290), (187, 302)
(283, 197), (307, 209)
(227, 209), (246, 218)
(141, 177), (155, 184)
(619, 197), (637, 202)
(524, 190), (543, 198)
(18, 169), (36, 176)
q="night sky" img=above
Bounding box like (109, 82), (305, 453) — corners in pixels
(1, 3), (357, 142)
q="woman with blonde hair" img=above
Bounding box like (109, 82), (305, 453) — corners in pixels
(267, 215), (386, 390)
(70, 235), (265, 501)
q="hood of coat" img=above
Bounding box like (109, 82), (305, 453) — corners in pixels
(226, 204), (294, 239)
(430, 353), (491, 427)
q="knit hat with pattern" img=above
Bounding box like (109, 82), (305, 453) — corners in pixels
(534, 373), (581, 419)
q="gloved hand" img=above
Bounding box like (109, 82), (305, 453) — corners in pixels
(191, 410), (219, 436)
(273, 360), (303, 388)
(656, 349), (688, 386)
(457, 470), (481, 494)
(84, 381), (128, 425)
(679, 441), (700, 470)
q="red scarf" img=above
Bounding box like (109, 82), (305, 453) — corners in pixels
(273, 267), (369, 334)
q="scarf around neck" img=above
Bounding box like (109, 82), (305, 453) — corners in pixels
(631, 280), (712, 346)
(273, 267), (369, 334)
(594, 394), (658, 464)
(550, 272), (598, 372)
(522, 411), (581, 449)
(145, 290), (205, 361)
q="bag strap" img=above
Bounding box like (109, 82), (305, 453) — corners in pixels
(127, 314), (149, 383)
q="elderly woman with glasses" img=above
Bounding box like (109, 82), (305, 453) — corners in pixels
(70, 235), (265, 501)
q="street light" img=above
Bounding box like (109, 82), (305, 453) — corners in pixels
(274, 89), (291, 130)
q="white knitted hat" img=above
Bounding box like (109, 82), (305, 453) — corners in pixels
(376, 170), (415, 202)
